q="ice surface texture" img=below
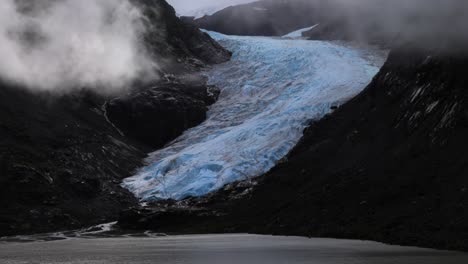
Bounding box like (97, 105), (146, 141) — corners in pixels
(123, 31), (385, 201)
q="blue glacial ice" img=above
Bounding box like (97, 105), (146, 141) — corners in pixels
(123, 31), (387, 201)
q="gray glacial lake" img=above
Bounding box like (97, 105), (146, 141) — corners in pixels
(0, 234), (467, 264)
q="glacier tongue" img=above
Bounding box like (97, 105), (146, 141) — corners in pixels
(123, 31), (386, 201)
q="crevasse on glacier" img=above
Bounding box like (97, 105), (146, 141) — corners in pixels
(123, 31), (386, 201)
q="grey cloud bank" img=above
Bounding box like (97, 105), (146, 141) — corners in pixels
(331, 0), (468, 48)
(170, 0), (468, 51)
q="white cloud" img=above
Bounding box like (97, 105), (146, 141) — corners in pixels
(0, 0), (155, 93)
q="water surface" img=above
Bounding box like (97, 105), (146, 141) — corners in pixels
(1, 234), (467, 264)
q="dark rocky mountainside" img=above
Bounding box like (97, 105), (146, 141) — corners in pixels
(0, 0), (229, 236)
(119, 47), (468, 251)
(106, 80), (219, 149)
(190, 0), (319, 36)
(135, 0), (231, 72)
(0, 84), (145, 236)
(190, 0), (394, 46)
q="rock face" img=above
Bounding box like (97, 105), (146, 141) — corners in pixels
(103, 0), (230, 149)
(0, 84), (145, 236)
(135, 0), (231, 71)
(118, 47), (468, 251)
(106, 81), (219, 149)
(0, 0), (229, 236)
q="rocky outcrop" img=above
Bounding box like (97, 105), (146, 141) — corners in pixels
(117, 47), (468, 251)
(0, 83), (145, 236)
(134, 0), (231, 71)
(106, 81), (219, 149)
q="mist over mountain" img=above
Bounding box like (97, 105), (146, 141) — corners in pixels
(0, 0), (156, 93)
(313, 0), (468, 51)
(167, 0), (257, 18)
(192, 0), (468, 51)
(193, 0), (317, 36)
(0, 0), (230, 236)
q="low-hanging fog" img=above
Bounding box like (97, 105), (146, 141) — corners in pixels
(327, 0), (468, 50)
(1, 0), (466, 93)
(172, 0), (468, 51)
(0, 0), (155, 93)
(167, 0), (257, 17)
(326, 0), (468, 50)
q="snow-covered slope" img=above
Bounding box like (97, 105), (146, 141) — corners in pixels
(123, 31), (386, 201)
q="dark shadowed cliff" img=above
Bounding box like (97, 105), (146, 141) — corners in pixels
(0, 0), (229, 236)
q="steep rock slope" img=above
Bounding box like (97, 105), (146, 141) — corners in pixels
(0, 0), (229, 236)
(106, 80), (219, 149)
(135, 0), (231, 71)
(106, 0), (231, 147)
(0, 84), (145, 236)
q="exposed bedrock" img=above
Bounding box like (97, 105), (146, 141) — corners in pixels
(134, 0), (231, 70)
(106, 82), (219, 149)
(0, 84), (145, 236)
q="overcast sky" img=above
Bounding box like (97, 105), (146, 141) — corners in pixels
(166, 0), (257, 16)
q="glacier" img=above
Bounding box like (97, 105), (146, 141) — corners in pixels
(123, 31), (387, 201)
